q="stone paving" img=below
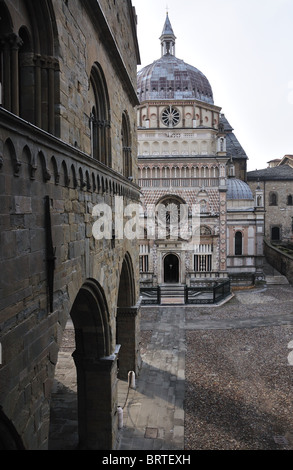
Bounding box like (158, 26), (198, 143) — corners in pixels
(117, 305), (186, 450)
(49, 284), (293, 451)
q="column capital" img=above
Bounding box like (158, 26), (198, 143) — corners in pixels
(117, 298), (142, 317)
(6, 33), (23, 50)
(72, 346), (120, 372)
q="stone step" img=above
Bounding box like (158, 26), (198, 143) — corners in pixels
(160, 285), (185, 305)
(160, 285), (185, 297)
(265, 275), (289, 285)
(263, 261), (290, 285)
(160, 297), (184, 305)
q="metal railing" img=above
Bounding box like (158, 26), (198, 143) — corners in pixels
(185, 280), (231, 304)
(140, 287), (161, 305)
(140, 279), (231, 305)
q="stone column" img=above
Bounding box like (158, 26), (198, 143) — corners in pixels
(41, 57), (48, 131)
(1, 36), (11, 111)
(116, 299), (142, 380)
(124, 146), (132, 177)
(10, 34), (23, 116)
(34, 55), (42, 127)
(254, 211), (265, 284)
(72, 348), (119, 450)
(19, 52), (35, 122)
(47, 58), (55, 135)
(219, 166), (228, 275)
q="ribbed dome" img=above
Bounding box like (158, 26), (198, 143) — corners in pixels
(226, 178), (254, 200)
(137, 13), (214, 105)
(137, 54), (214, 104)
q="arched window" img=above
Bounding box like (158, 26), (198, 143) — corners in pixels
(235, 231), (243, 255)
(287, 194), (293, 206)
(269, 192), (278, 206)
(155, 196), (187, 240)
(0, 2), (13, 108)
(89, 63), (111, 167)
(0, 1), (59, 135)
(228, 165), (235, 177)
(121, 112), (132, 178)
(256, 195), (263, 207)
(200, 200), (208, 213)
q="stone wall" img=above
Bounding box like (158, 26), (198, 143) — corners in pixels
(264, 239), (293, 285)
(249, 179), (293, 242)
(0, 0), (141, 450)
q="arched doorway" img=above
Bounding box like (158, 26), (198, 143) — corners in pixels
(164, 253), (180, 283)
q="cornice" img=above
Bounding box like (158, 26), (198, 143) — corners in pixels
(0, 108), (141, 198)
(138, 100), (222, 113)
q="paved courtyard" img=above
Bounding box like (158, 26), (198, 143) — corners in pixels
(49, 283), (293, 450)
(184, 285), (293, 450)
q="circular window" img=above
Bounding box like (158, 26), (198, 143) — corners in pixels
(162, 107), (180, 127)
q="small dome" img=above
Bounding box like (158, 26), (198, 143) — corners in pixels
(137, 55), (214, 104)
(226, 178), (254, 200)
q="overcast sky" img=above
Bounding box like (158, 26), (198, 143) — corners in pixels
(133, 0), (293, 171)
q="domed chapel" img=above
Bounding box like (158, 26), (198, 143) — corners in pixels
(137, 14), (265, 298)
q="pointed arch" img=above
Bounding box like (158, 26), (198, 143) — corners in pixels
(116, 252), (140, 380)
(92, 173), (96, 192)
(0, 2), (13, 108)
(70, 164), (77, 189)
(70, 279), (112, 360)
(89, 63), (111, 167)
(24, 0), (59, 56)
(122, 111), (132, 178)
(69, 279), (114, 449)
(117, 252), (136, 308)
(37, 151), (50, 182)
(0, 0), (60, 134)
(50, 156), (59, 184)
(61, 160), (70, 187)
(0, 408), (25, 450)
(4, 138), (21, 176)
(22, 144), (35, 179)
(79, 168), (85, 190)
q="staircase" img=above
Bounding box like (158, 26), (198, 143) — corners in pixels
(160, 284), (185, 305)
(263, 262), (289, 285)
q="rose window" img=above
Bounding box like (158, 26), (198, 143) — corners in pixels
(161, 106), (180, 127)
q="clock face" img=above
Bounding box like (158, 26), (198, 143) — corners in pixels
(162, 106), (180, 127)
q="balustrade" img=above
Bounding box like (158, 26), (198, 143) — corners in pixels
(138, 177), (219, 188)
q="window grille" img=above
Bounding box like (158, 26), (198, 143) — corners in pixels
(194, 254), (212, 272)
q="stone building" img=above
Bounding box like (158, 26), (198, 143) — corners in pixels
(0, 0), (141, 450)
(137, 14), (264, 293)
(247, 159), (293, 244)
(279, 155), (293, 168)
